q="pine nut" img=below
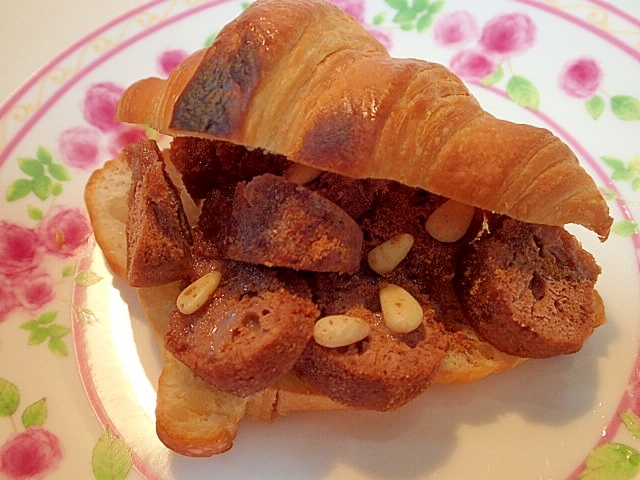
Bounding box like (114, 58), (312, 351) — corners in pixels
(283, 164), (322, 185)
(379, 282), (423, 333)
(367, 233), (414, 275)
(425, 199), (475, 243)
(313, 315), (370, 348)
(176, 271), (222, 315)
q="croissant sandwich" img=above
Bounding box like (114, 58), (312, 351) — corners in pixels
(84, 0), (611, 457)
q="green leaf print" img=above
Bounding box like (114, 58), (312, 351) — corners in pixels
(413, 0), (429, 10)
(5, 178), (33, 201)
(579, 443), (640, 480)
(20, 311), (56, 329)
(620, 411), (640, 440)
(601, 155), (640, 194)
(36, 145), (53, 164)
(62, 265), (76, 277)
(0, 378), (20, 417)
(73, 305), (98, 324)
(27, 205), (44, 220)
(92, 429), (133, 480)
(47, 162), (70, 182)
(585, 95), (605, 120)
(32, 174), (52, 201)
(21, 398), (48, 428)
(601, 156), (626, 171)
(382, 0), (443, 32)
(611, 95), (640, 121)
(416, 12), (434, 32)
(27, 328), (50, 345)
(482, 65), (504, 87)
(506, 75), (540, 110)
(5, 146), (70, 205)
(20, 311), (70, 356)
(18, 157), (45, 177)
(611, 220), (639, 237)
(393, 8), (417, 24)
(74, 269), (104, 287)
(385, 0), (409, 9)
(48, 337), (69, 357)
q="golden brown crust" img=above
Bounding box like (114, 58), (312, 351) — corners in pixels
(84, 156), (130, 279)
(116, 0), (611, 239)
(155, 349), (248, 456)
(435, 326), (525, 384)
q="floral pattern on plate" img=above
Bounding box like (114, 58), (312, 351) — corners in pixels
(0, 0), (639, 479)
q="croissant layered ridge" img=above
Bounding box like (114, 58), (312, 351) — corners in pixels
(116, 0), (612, 239)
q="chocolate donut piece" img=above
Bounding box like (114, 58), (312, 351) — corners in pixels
(169, 136), (290, 199)
(165, 261), (319, 397)
(296, 271), (447, 411)
(125, 140), (194, 287)
(224, 174), (363, 273)
(455, 218), (602, 358)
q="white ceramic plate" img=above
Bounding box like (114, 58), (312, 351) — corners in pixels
(1, 1), (639, 479)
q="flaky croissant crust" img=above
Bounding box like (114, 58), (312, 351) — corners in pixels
(116, 0), (612, 239)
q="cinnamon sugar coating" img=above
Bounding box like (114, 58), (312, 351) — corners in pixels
(169, 136), (289, 199)
(125, 140), (193, 287)
(124, 136), (603, 406)
(297, 271), (447, 410)
(455, 217), (602, 358)
(225, 174), (363, 273)
(165, 261), (319, 397)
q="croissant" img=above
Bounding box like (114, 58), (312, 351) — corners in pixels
(116, 0), (612, 239)
(89, 0), (611, 456)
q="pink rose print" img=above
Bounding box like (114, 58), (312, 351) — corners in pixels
(82, 81), (124, 133)
(0, 222), (41, 278)
(330, 0), (393, 49)
(0, 428), (62, 479)
(15, 273), (55, 312)
(559, 57), (603, 99)
(38, 206), (91, 258)
(0, 279), (19, 323)
(330, 0), (364, 22)
(433, 10), (479, 48)
(367, 26), (393, 50)
(107, 124), (148, 158)
(479, 13), (536, 59)
(59, 80), (149, 169)
(58, 126), (101, 170)
(438, 11), (537, 82)
(158, 49), (189, 77)
(436, 10), (540, 109)
(450, 49), (497, 80)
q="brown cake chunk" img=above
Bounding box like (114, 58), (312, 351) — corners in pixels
(296, 271), (447, 411)
(224, 173), (363, 273)
(165, 261), (319, 397)
(455, 218), (603, 358)
(169, 136), (290, 199)
(307, 172), (387, 220)
(125, 140), (193, 287)
(361, 183), (467, 287)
